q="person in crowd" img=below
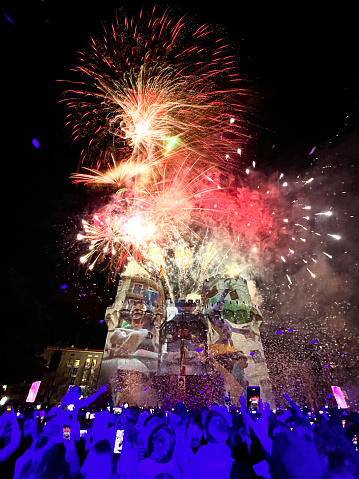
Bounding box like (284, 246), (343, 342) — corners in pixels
(2, 390), (359, 479)
(81, 439), (114, 479)
(182, 410), (234, 479)
(59, 385), (107, 415)
(35, 442), (71, 479)
(0, 405), (22, 478)
(137, 424), (181, 479)
(13, 435), (52, 479)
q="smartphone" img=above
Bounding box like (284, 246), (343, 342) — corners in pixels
(352, 435), (358, 452)
(6, 404), (13, 414)
(63, 425), (71, 441)
(113, 429), (125, 454)
(247, 386), (260, 410)
(80, 429), (88, 438)
(113, 407), (122, 414)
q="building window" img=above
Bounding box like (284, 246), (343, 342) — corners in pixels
(91, 359), (97, 373)
(133, 283), (143, 294)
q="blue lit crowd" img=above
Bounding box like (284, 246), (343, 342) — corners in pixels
(0, 387), (359, 479)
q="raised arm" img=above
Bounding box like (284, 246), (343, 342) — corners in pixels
(79, 384), (107, 408)
(0, 411), (21, 463)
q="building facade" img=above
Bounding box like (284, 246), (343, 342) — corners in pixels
(38, 346), (103, 405)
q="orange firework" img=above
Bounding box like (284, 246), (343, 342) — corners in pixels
(61, 6), (246, 169)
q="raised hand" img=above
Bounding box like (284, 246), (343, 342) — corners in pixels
(98, 384), (107, 394)
(240, 396), (272, 455)
(283, 393), (304, 418)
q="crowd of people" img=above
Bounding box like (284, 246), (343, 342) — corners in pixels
(0, 386), (359, 479)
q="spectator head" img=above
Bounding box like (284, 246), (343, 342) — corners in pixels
(218, 405), (233, 428)
(64, 385), (81, 402)
(184, 421), (203, 449)
(23, 416), (40, 441)
(123, 407), (139, 425)
(271, 431), (325, 479)
(147, 424), (176, 464)
(327, 451), (359, 479)
(174, 402), (187, 419)
(168, 411), (183, 430)
(200, 407), (209, 428)
(37, 443), (70, 479)
(92, 410), (110, 431)
(204, 411), (228, 444)
(136, 410), (150, 431)
(290, 417), (314, 440)
(142, 415), (164, 450)
(81, 439), (113, 479)
(93, 439), (112, 454)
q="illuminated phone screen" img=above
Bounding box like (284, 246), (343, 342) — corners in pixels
(247, 386), (260, 410)
(63, 425), (71, 441)
(113, 429), (124, 454)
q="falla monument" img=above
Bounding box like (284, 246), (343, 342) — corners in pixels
(99, 271), (273, 408)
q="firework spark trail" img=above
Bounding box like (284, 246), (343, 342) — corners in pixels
(62, 7), (245, 168)
(70, 153), (166, 188)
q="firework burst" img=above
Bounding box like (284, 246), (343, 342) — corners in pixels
(62, 6), (246, 168)
(75, 161), (225, 275)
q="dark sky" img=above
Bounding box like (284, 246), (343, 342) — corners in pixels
(1, 1), (359, 380)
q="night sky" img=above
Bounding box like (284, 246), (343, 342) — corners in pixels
(1, 1), (359, 384)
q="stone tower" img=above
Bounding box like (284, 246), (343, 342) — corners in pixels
(99, 273), (167, 406)
(202, 275), (273, 406)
